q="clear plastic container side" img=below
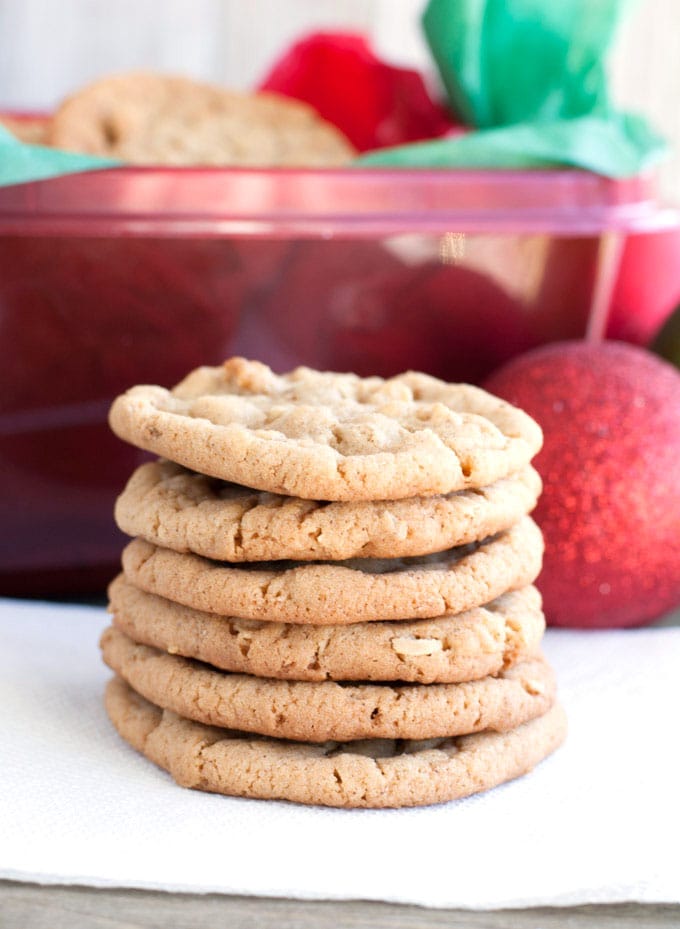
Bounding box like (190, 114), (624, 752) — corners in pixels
(1, 167), (678, 594)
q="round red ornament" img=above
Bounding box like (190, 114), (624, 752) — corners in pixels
(484, 341), (680, 628)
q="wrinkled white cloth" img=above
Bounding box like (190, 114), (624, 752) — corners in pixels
(1, 597), (679, 909)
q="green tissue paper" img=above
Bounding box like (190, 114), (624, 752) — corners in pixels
(360, 0), (666, 177)
(357, 113), (666, 177)
(422, 0), (625, 128)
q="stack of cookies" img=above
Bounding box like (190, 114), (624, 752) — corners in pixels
(103, 357), (566, 808)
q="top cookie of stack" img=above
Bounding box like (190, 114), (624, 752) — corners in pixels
(110, 356), (542, 502)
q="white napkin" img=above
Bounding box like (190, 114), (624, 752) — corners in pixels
(1, 597), (679, 909)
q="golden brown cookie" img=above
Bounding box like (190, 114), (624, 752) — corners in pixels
(100, 627), (555, 742)
(48, 72), (355, 166)
(120, 516), (543, 624)
(105, 677), (566, 807)
(115, 459), (542, 561)
(108, 358), (543, 502)
(109, 575), (545, 683)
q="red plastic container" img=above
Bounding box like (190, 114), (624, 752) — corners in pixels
(0, 166), (678, 595)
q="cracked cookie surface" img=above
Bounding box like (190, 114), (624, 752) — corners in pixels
(101, 627), (555, 742)
(115, 459), (542, 561)
(109, 358), (543, 501)
(109, 576), (545, 683)
(105, 676), (566, 807)
(120, 516), (543, 624)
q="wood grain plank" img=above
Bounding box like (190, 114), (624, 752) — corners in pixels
(0, 882), (678, 929)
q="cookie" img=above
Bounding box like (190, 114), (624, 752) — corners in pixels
(100, 627), (555, 742)
(108, 358), (543, 502)
(109, 575), (545, 683)
(121, 515), (542, 624)
(115, 459), (542, 561)
(105, 677), (566, 807)
(48, 72), (355, 167)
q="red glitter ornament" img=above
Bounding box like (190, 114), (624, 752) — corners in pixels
(484, 341), (680, 628)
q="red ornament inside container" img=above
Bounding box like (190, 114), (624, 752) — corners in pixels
(259, 31), (462, 152)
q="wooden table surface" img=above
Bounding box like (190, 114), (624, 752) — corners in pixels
(1, 882), (679, 929)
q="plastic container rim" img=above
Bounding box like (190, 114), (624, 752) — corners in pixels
(0, 163), (677, 238)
